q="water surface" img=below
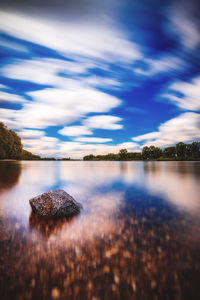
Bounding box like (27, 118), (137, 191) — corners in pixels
(0, 161), (200, 299)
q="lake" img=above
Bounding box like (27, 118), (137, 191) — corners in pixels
(0, 161), (200, 299)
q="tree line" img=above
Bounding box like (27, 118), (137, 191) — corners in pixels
(83, 142), (200, 161)
(0, 122), (41, 160)
(0, 122), (71, 161)
(1, 122), (199, 161)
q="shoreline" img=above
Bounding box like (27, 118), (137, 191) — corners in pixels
(1, 159), (200, 162)
(0, 159), (19, 162)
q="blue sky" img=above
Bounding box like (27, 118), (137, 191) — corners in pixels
(0, 0), (200, 158)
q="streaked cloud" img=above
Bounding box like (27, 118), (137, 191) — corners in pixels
(0, 91), (26, 103)
(0, 87), (122, 130)
(58, 126), (93, 137)
(1, 58), (93, 86)
(58, 115), (123, 139)
(0, 38), (29, 53)
(133, 132), (161, 142)
(22, 136), (59, 154)
(74, 137), (112, 143)
(0, 84), (8, 89)
(18, 129), (45, 139)
(83, 115), (123, 130)
(0, 10), (142, 63)
(132, 112), (200, 147)
(134, 55), (186, 77)
(162, 76), (200, 111)
(82, 76), (121, 89)
(167, 0), (200, 50)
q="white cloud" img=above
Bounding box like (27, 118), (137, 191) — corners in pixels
(58, 114), (123, 138)
(83, 115), (123, 130)
(1, 58), (93, 87)
(82, 76), (121, 89)
(132, 112), (200, 147)
(0, 91), (26, 103)
(117, 142), (140, 151)
(18, 129), (45, 139)
(0, 108), (21, 128)
(134, 55), (185, 76)
(27, 88), (121, 128)
(22, 136), (59, 155)
(0, 39), (29, 53)
(0, 45), (123, 131)
(163, 76), (200, 111)
(167, 1), (200, 50)
(28, 87), (121, 114)
(133, 132), (160, 142)
(74, 137), (112, 143)
(0, 10), (142, 63)
(58, 126), (93, 137)
(0, 84), (9, 89)
(0, 86), (122, 130)
(1, 57), (122, 93)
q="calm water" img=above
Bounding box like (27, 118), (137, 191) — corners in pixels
(0, 161), (200, 299)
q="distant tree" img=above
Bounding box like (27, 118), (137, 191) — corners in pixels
(10, 131), (23, 159)
(42, 157), (56, 161)
(83, 154), (95, 161)
(150, 146), (162, 159)
(185, 142), (200, 158)
(96, 155), (104, 161)
(175, 142), (186, 158)
(163, 146), (176, 158)
(142, 146), (149, 159)
(142, 146), (162, 159)
(105, 153), (118, 160)
(82, 142), (199, 161)
(127, 152), (142, 160)
(21, 149), (40, 160)
(119, 149), (128, 160)
(0, 122), (42, 160)
(0, 122), (23, 159)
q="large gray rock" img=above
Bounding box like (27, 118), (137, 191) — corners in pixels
(29, 189), (82, 217)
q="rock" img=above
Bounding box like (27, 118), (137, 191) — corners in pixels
(29, 189), (82, 217)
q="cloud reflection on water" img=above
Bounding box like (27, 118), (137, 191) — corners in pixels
(142, 161), (200, 215)
(0, 161), (199, 244)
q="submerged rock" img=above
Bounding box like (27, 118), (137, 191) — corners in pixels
(29, 189), (82, 217)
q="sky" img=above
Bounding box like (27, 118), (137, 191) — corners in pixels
(0, 0), (200, 158)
